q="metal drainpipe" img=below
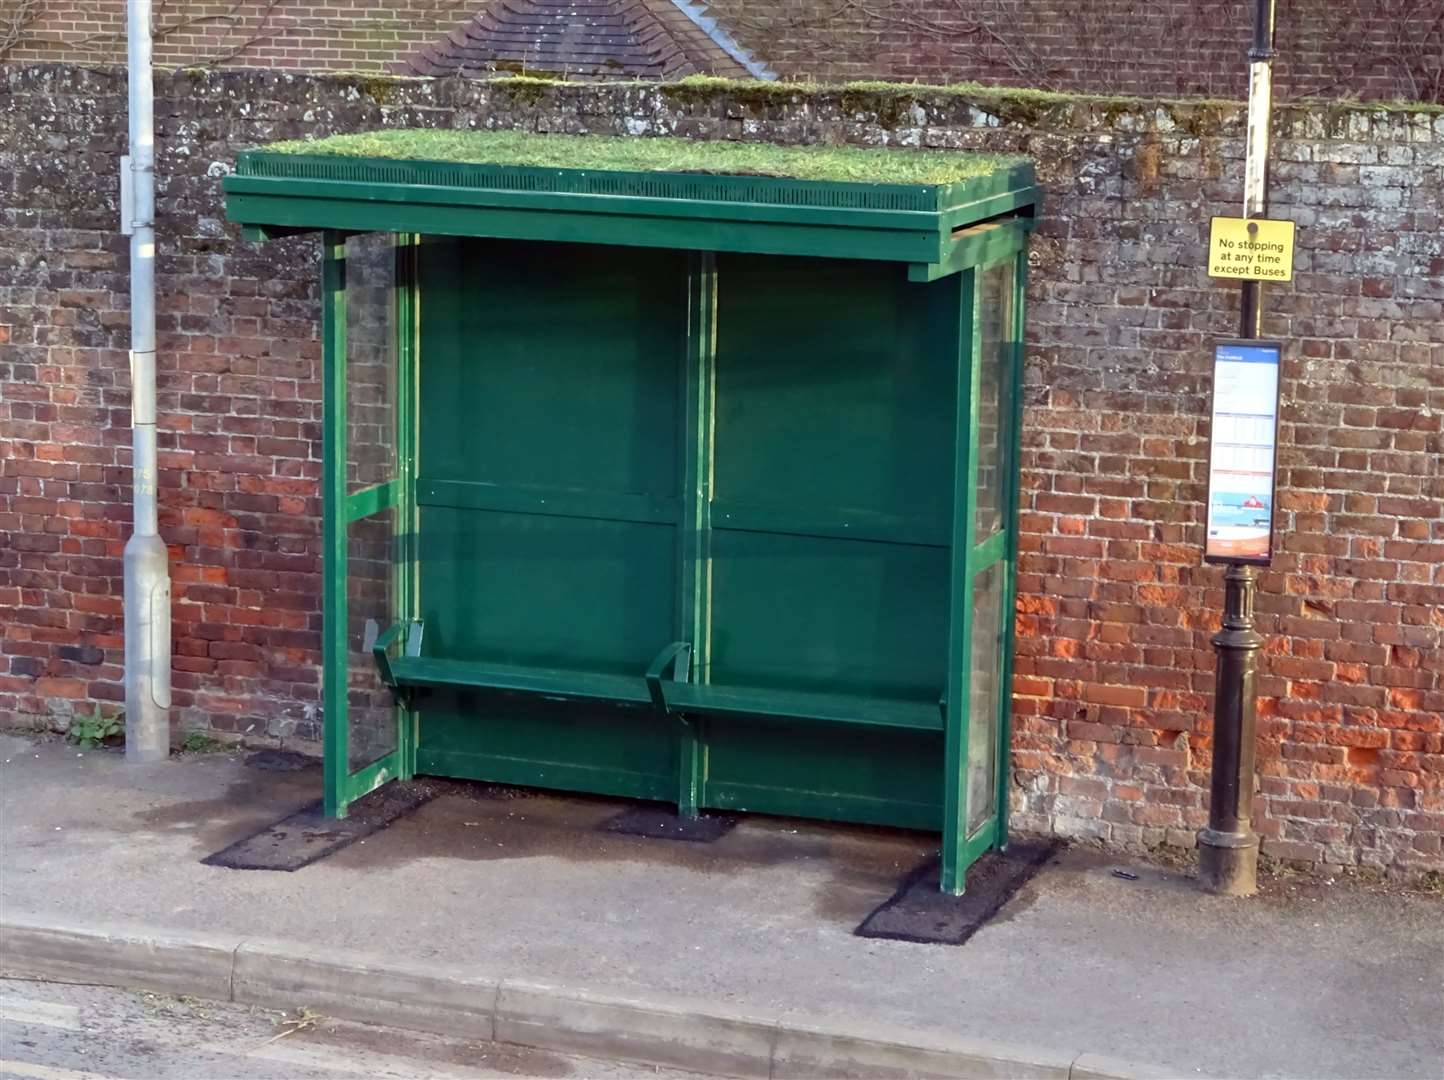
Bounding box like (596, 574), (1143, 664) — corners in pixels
(124, 0), (172, 762)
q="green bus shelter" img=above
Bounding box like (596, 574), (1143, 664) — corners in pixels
(224, 130), (1039, 893)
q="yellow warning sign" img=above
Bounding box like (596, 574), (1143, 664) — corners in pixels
(1208, 216), (1296, 281)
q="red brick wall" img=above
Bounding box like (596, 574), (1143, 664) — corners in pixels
(2, 0), (470, 71)
(2, 66), (1441, 874)
(4, 0), (1441, 101)
(707, 0), (1444, 102)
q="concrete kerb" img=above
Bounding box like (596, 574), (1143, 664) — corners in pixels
(0, 914), (236, 1001)
(231, 941), (501, 1044)
(0, 914), (1160, 1079)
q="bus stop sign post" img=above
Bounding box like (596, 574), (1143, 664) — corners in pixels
(1200, 340), (1279, 897)
(1198, 0), (1278, 897)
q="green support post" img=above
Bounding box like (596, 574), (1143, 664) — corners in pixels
(321, 232), (349, 818)
(941, 268), (980, 895)
(676, 250), (718, 818)
(994, 251), (1028, 846)
(394, 233), (420, 782)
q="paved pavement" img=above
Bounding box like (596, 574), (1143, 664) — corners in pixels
(2, 733), (1442, 1079)
(0, 977), (713, 1080)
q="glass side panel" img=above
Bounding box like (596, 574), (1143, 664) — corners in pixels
(346, 233), (396, 495)
(347, 506), (398, 772)
(974, 260), (1014, 540)
(967, 561), (1003, 832)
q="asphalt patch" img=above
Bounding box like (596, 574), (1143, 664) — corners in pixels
(201, 781), (435, 871)
(598, 804), (739, 843)
(855, 840), (1060, 945)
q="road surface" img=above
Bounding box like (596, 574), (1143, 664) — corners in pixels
(0, 978), (711, 1080)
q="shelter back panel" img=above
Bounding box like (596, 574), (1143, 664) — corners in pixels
(414, 238), (686, 797)
(702, 255), (955, 826)
(413, 244), (958, 830)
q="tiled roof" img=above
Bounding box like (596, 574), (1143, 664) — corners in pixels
(400, 0), (772, 81)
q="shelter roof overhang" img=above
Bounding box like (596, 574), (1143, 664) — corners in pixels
(223, 130), (1041, 281)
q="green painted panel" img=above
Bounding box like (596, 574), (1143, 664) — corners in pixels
(708, 253), (955, 703)
(708, 530), (948, 700)
(415, 236), (684, 678)
(713, 254), (956, 522)
(419, 237), (683, 495)
(413, 234), (684, 792)
(705, 784), (941, 832)
(418, 506), (676, 674)
(704, 717), (943, 830)
(419, 691), (672, 800)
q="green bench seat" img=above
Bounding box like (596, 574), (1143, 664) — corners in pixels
(660, 682), (942, 733)
(386, 656), (654, 708)
(372, 621), (941, 734)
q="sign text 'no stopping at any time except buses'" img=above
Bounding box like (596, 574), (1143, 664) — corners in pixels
(1208, 216), (1296, 281)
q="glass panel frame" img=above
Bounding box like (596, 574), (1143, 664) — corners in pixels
(345, 233), (399, 495)
(322, 231), (419, 818)
(967, 561), (1003, 832)
(974, 259), (1014, 540)
(347, 505), (400, 772)
(941, 239), (1028, 894)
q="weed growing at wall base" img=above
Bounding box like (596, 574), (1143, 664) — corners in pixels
(67, 706), (124, 749)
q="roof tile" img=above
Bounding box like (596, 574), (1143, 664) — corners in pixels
(396, 0), (760, 80)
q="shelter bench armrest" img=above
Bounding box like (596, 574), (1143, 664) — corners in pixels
(645, 641), (693, 711)
(371, 619), (425, 689)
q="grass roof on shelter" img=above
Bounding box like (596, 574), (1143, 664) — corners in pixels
(261, 129), (1023, 187)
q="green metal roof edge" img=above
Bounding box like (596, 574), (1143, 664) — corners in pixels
(229, 149), (1037, 216)
(223, 150), (1040, 268)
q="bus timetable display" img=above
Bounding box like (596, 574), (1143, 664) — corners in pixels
(1205, 341), (1281, 565)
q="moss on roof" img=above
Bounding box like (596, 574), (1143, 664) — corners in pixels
(260, 129), (1025, 186)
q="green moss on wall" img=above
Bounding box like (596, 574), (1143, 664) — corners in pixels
(488, 75), (565, 104)
(355, 75), (399, 105)
(486, 73), (1262, 132)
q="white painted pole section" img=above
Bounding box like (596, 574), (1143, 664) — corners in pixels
(1243, 59), (1272, 220)
(124, 0), (172, 763)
